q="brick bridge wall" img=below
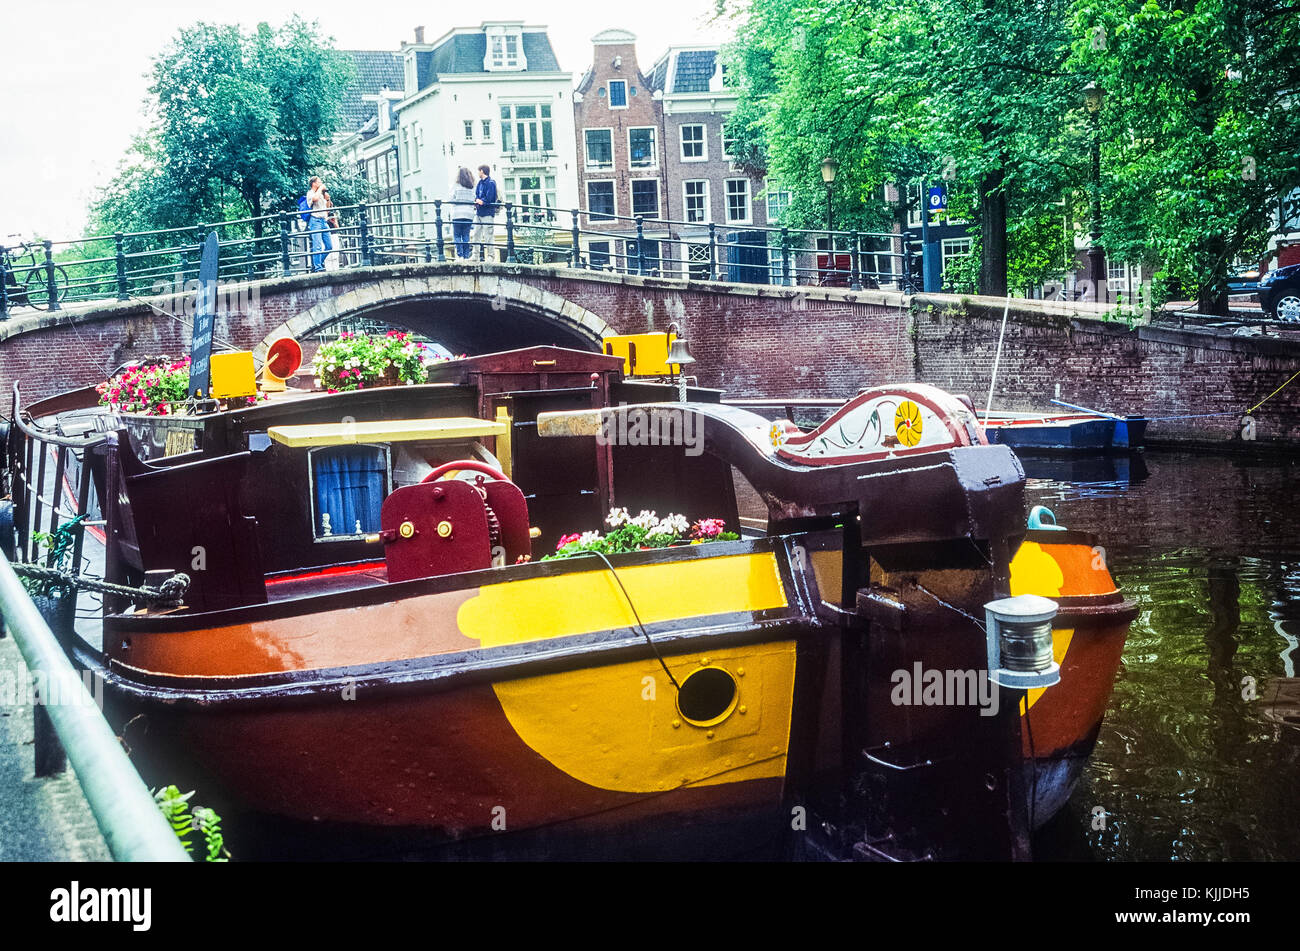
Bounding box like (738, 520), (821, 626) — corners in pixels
(1, 263), (1297, 447)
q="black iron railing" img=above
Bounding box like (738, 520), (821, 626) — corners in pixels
(0, 203), (918, 318)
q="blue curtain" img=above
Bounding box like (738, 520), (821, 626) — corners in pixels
(313, 446), (385, 536)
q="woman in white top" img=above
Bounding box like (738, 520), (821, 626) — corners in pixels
(448, 167), (477, 259)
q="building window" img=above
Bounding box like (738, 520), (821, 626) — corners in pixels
(589, 240), (611, 269)
(481, 119), (492, 140)
(680, 124), (706, 161)
(410, 122), (422, 171)
(626, 238), (660, 273)
(587, 181), (616, 220)
(490, 33), (521, 69)
(585, 129), (613, 170)
(628, 127), (657, 169)
(504, 174), (556, 224)
(941, 237), (973, 281)
(311, 445), (389, 540)
(631, 179), (660, 218)
(463, 120), (474, 142)
(1107, 260), (1132, 298)
(725, 178), (751, 224)
(765, 183), (792, 223)
(684, 180), (710, 223)
(721, 130), (737, 160)
(500, 103), (553, 154)
(608, 80), (628, 108)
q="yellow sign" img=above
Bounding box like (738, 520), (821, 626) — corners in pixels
(604, 332), (680, 377)
(209, 351), (258, 399)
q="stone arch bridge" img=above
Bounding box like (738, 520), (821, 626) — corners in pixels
(2, 261), (1299, 446)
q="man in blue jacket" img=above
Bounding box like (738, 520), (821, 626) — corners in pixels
(473, 164), (498, 261)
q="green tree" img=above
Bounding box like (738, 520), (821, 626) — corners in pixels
(1070, 0), (1300, 315)
(91, 17), (356, 239)
(721, 0), (1089, 296)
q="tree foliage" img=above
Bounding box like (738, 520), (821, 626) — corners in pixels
(721, 0), (1300, 312)
(90, 17), (359, 239)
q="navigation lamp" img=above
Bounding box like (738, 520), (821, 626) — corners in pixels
(984, 594), (1060, 689)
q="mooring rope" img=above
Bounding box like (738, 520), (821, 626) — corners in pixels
(1248, 367), (1300, 415)
(10, 563), (190, 608)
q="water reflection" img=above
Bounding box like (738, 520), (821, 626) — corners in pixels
(1028, 450), (1300, 861)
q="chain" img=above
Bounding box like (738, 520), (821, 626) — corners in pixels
(10, 563), (190, 608)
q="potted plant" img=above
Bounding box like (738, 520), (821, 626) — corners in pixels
(313, 331), (446, 392)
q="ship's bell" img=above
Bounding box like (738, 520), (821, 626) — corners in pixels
(666, 336), (695, 367)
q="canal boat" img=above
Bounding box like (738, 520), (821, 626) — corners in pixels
(4, 345), (1137, 860)
(978, 409), (1148, 452)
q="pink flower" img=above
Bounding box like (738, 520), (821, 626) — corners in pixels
(556, 533), (581, 549)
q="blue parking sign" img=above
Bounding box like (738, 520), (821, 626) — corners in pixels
(928, 185), (947, 221)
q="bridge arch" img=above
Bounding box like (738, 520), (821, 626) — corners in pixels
(252, 272), (614, 364)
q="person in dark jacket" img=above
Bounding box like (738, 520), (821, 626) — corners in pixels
(473, 164), (498, 262)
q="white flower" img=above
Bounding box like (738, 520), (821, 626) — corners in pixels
(578, 530), (602, 545)
(659, 513), (690, 535)
(629, 510), (659, 530)
(605, 507), (630, 528)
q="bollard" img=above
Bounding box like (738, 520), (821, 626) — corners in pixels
(635, 217), (646, 276)
(707, 223), (718, 282)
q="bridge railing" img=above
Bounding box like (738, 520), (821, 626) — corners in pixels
(0, 201), (917, 319)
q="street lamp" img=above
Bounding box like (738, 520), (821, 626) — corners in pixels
(1082, 81), (1107, 301)
(820, 157), (838, 233)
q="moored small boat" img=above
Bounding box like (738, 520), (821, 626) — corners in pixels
(979, 409), (1148, 452)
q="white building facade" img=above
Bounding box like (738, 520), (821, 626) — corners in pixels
(394, 22), (578, 240)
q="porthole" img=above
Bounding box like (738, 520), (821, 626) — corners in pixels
(676, 666), (739, 727)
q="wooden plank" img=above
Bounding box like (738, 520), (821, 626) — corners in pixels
(267, 416), (507, 448)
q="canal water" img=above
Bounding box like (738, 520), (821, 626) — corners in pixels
(1026, 450), (1300, 861)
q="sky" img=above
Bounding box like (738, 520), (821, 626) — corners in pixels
(0, 0), (733, 241)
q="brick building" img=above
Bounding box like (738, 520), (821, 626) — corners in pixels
(572, 34), (770, 279)
(652, 45), (768, 280)
(572, 29), (668, 272)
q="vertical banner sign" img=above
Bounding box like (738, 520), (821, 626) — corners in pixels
(928, 186), (947, 223)
(189, 233), (220, 399)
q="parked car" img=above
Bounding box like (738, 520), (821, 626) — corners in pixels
(1258, 264), (1300, 321)
(1227, 262), (1262, 294)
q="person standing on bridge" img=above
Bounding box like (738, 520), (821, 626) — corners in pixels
(448, 167), (477, 259)
(305, 177), (332, 273)
(473, 164), (498, 262)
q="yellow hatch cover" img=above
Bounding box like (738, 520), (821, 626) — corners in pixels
(267, 417), (507, 447)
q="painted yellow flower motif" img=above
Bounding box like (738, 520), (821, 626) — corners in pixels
(769, 421), (788, 448)
(895, 400), (923, 447)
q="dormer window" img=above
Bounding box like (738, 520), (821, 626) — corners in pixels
(485, 27), (526, 71)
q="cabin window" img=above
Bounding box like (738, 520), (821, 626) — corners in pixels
(310, 445), (389, 539)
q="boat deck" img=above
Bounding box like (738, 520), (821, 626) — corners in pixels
(263, 561), (390, 602)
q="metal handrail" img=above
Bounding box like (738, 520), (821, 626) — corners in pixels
(0, 197), (924, 318)
(0, 552), (191, 861)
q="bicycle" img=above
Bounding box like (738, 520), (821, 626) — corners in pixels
(1, 238), (69, 310)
